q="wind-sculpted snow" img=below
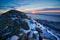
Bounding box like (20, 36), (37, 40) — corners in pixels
(0, 10), (60, 40)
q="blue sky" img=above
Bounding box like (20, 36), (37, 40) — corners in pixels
(0, 0), (60, 11)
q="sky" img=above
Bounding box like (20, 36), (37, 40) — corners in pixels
(0, 0), (60, 12)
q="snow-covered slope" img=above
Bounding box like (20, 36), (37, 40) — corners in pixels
(10, 18), (60, 40)
(0, 10), (60, 40)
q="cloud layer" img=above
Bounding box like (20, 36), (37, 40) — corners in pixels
(0, 0), (60, 10)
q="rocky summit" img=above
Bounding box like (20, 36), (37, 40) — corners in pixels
(0, 10), (30, 40)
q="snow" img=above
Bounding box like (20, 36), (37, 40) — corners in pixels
(11, 35), (19, 40)
(6, 18), (60, 40)
(3, 32), (11, 36)
(33, 31), (38, 34)
(23, 19), (36, 30)
(2, 26), (8, 31)
(29, 30), (34, 37)
(23, 18), (59, 40)
(20, 28), (30, 33)
(11, 17), (18, 20)
(19, 33), (23, 36)
(47, 29), (60, 40)
(27, 18), (59, 40)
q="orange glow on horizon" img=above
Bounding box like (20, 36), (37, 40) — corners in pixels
(32, 11), (36, 14)
(0, 10), (60, 14)
(23, 10), (60, 13)
(37, 10), (60, 12)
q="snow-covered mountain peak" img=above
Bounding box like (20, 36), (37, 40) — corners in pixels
(0, 10), (59, 40)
